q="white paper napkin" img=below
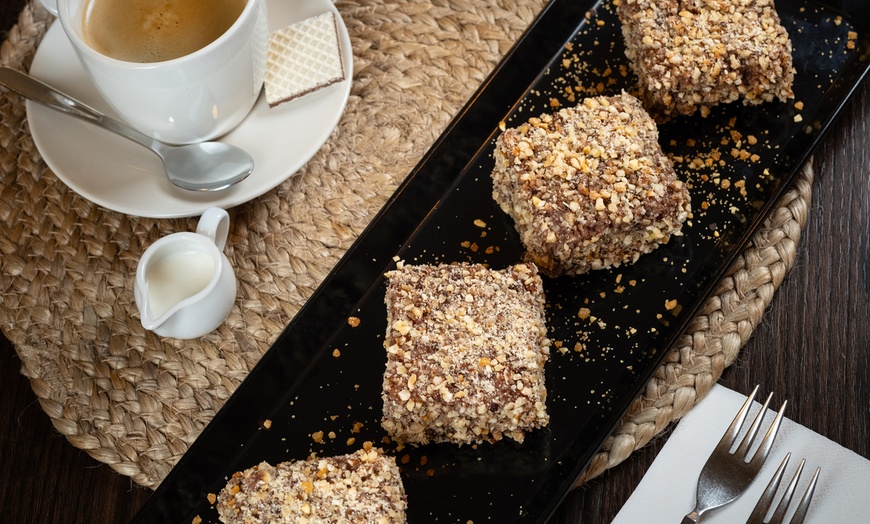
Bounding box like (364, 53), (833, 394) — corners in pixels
(612, 384), (870, 523)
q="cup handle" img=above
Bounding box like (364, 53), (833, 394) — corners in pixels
(37, 0), (58, 16)
(196, 207), (230, 252)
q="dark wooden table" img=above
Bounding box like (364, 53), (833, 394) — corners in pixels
(1, 2), (867, 522)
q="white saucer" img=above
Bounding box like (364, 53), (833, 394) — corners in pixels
(27, 0), (352, 218)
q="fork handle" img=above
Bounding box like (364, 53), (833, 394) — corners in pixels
(681, 511), (701, 523)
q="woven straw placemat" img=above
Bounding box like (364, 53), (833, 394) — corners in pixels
(0, 0), (811, 490)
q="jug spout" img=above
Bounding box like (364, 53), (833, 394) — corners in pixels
(133, 281), (172, 332)
(140, 312), (162, 331)
(139, 307), (169, 332)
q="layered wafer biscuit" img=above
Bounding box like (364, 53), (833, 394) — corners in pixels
(265, 11), (345, 108)
(382, 262), (550, 446)
(216, 445), (407, 524)
(491, 91), (691, 276)
(618, 0), (794, 119)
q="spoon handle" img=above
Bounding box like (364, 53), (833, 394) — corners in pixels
(0, 67), (161, 153)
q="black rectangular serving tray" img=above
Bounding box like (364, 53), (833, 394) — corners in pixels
(132, 0), (869, 522)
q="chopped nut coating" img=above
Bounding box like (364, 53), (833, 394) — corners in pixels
(491, 92), (691, 276)
(618, 0), (794, 118)
(216, 447), (407, 524)
(382, 262), (550, 445)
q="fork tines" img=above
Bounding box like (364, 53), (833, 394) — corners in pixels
(746, 453), (821, 524)
(719, 385), (787, 467)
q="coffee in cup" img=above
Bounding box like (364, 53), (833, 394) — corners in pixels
(82, 0), (248, 63)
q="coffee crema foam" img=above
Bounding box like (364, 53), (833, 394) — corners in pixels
(82, 0), (247, 63)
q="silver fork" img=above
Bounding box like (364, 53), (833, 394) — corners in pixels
(681, 386), (787, 523)
(745, 453), (821, 524)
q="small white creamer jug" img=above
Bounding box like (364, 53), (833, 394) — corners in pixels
(134, 207), (236, 339)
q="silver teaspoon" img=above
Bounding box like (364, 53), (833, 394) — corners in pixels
(0, 67), (253, 192)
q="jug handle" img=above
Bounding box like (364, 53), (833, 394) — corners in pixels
(196, 207), (230, 252)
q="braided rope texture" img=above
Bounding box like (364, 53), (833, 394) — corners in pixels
(0, 0), (811, 490)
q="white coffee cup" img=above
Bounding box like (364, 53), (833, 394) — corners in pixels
(38, 0), (267, 145)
